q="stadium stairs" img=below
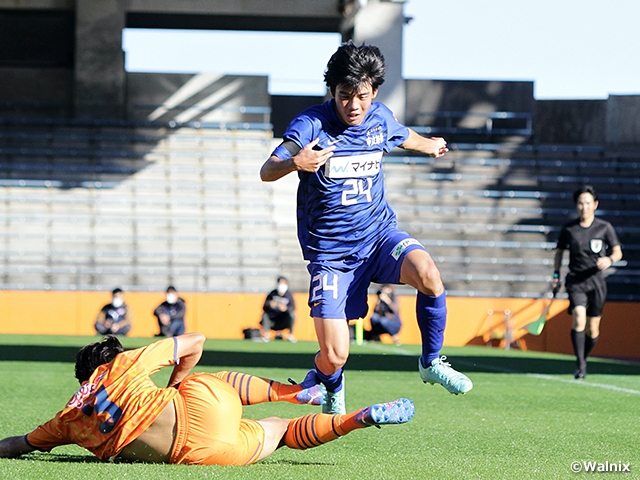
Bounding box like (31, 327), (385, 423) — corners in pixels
(0, 116), (284, 293)
(384, 141), (640, 302)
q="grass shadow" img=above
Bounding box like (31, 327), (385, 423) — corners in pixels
(21, 452), (100, 463)
(1, 344), (639, 376)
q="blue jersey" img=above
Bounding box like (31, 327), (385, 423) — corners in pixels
(272, 99), (410, 261)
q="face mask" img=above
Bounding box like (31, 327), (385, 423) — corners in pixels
(276, 284), (288, 295)
(112, 297), (124, 308)
(166, 293), (177, 304)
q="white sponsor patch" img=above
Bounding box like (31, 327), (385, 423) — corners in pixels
(391, 238), (421, 260)
(590, 238), (603, 253)
(324, 151), (383, 178)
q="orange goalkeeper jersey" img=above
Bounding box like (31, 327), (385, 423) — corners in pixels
(26, 337), (180, 460)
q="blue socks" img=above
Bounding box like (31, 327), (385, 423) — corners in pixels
(416, 291), (447, 368)
(315, 363), (344, 393)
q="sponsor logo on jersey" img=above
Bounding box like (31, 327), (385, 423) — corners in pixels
(391, 238), (421, 260)
(366, 126), (385, 146)
(590, 238), (603, 253)
(67, 372), (104, 408)
(324, 151), (383, 178)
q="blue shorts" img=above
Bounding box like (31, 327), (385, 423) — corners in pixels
(307, 229), (426, 320)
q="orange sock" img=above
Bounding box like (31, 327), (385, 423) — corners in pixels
(283, 411), (368, 450)
(212, 371), (304, 405)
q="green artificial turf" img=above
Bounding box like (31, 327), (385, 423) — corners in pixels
(0, 335), (638, 479)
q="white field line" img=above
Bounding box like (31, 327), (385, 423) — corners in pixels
(359, 343), (640, 395)
(526, 373), (640, 395)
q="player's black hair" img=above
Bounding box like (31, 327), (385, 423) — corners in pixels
(112, 287), (123, 295)
(324, 41), (386, 94)
(75, 335), (124, 384)
(573, 185), (598, 204)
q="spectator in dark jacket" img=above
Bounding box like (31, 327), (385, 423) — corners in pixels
(365, 284), (402, 345)
(95, 288), (132, 336)
(261, 276), (296, 342)
(154, 286), (186, 337)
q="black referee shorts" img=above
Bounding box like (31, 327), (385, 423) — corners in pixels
(565, 274), (607, 317)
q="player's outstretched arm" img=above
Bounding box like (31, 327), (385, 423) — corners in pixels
(400, 129), (448, 158)
(166, 332), (206, 388)
(0, 435), (35, 458)
(260, 138), (334, 182)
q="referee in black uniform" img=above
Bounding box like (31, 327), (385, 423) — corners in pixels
(552, 185), (623, 379)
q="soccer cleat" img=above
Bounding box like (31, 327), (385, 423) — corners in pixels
(354, 398), (415, 427)
(294, 370), (346, 414)
(293, 369), (320, 389)
(288, 370), (326, 405)
(296, 385), (327, 405)
(322, 373), (346, 415)
(419, 356), (473, 395)
(295, 383), (326, 405)
(323, 387), (346, 414)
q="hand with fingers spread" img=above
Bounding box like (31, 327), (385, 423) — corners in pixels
(293, 138), (335, 173)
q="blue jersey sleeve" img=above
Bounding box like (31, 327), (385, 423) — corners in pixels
(272, 111), (322, 160)
(374, 103), (410, 151)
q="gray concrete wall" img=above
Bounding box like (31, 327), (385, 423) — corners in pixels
(126, 73), (269, 124)
(535, 100), (606, 144)
(0, 0), (72, 9)
(0, 68), (72, 115)
(606, 95), (640, 146)
(74, 0), (127, 119)
(405, 79), (535, 127)
(127, 0), (338, 17)
(351, 0), (406, 123)
(0, 0), (342, 120)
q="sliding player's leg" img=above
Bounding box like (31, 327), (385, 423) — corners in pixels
(211, 371), (325, 406)
(282, 398), (415, 450)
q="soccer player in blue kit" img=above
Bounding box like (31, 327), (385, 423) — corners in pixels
(260, 42), (472, 414)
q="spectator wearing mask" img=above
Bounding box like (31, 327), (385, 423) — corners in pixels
(261, 276), (296, 342)
(154, 286), (187, 337)
(95, 288), (132, 336)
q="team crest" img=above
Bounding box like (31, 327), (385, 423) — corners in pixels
(590, 238), (603, 253)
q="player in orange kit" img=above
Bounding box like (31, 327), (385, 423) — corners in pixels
(0, 333), (415, 465)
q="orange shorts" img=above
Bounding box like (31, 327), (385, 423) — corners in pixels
(170, 372), (265, 465)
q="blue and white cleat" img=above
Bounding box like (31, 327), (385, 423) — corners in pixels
(295, 383), (326, 406)
(355, 398), (415, 426)
(290, 370), (326, 405)
(419, 356), (473, 395)
(322, 375), (346, 415)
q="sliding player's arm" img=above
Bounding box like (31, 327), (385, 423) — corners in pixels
(0, 435), (35, 458)
(166, 332), (206, 388)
